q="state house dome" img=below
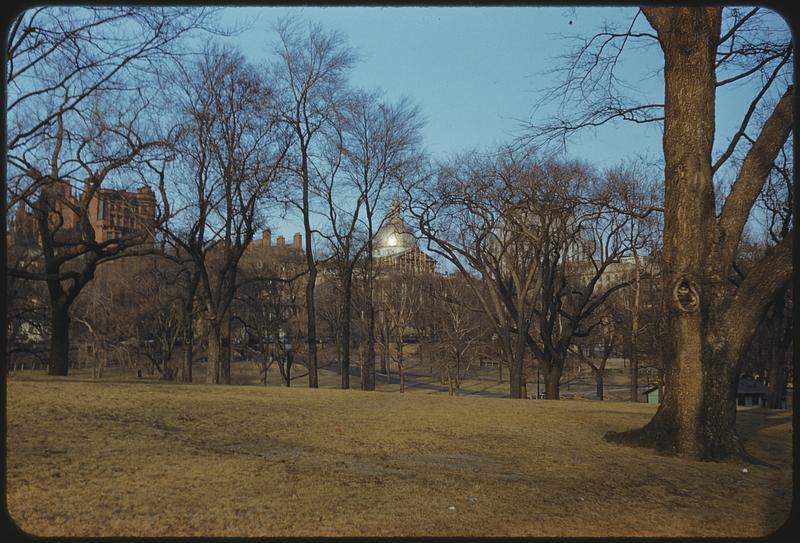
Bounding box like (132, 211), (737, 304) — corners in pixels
(373, 200), (418, 258)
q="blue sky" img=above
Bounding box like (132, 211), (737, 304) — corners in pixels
(212, 6), (789, 242)
(220, 6), (663, 162)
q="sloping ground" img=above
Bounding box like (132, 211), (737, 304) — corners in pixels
(5, 376), (793, 537)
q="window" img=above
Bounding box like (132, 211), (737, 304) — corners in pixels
(97, 198), (105, 220)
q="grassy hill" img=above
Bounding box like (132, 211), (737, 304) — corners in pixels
(5, 375), (793, 537)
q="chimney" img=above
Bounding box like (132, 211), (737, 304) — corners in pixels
(276, 235), (285, 246)
(293, 232), (302, 249)
(263, 228), (272, 246)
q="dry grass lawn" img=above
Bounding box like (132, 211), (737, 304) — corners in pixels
(5, 374), (793, 537)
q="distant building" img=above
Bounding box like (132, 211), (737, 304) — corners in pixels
(373, 200), (436, 275)
(242, 228), (305, 272)
(9, 181), (156, 247)
(568, 254), (659, 292)
(737, 376), (768, 407)
(642, 377), (773, 408)
(88, 186), (156, 243)
(642, 385), (661, 405)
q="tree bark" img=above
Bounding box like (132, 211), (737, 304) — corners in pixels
(48, 301), (70, 375)
(300, 140), (319, 389)
(223, 314), (232, 384)
(305, 268), (319, 388)
(181, 274), (198, 383)
(363, 242), (377, 391)
(206, 323), (222, 384)
(397, 341), (405, 393)
(507, 331), (526, 398)
(595, 369), (604, 401)
(340, 272), (353, 389)
(545, 364), (562, 400)
(379, 341), (388, 373)
(182, 323), (194, 383)
(508, 358), (524, 399)
(630, 245), (642, 402)
(765, 289), (791, 409)
(765, 349), (788, 409)
(604, 8), (796, 460)
(654, 6), (720, 458)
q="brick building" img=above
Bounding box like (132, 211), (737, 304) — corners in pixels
(88, 185), (156, 243)
(9, 181), (157, 246)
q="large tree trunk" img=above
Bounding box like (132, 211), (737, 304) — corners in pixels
(379, 339), (388, 373)
(629, 355), (639, 403)
(606, 7), (724, 457)
(447, 367), (454, 396)
(399, 364), (405, 393)
(364, 256), (377, 391)
(305, 268), (319, 388)
(301, 145), (319, 389)
(181, 275), (198, 383)
(653, 7), (720, 458)
(507, 330), (526, 398)
(182, 322), (194, 383)
(206, 322), (222, 384)
(364, 317), (376, 389)
(629, 246), (642, 402)
(545, 363), (562, 400)
(335, 328), (342, 375)
(221, 314), (231, 385)
(48, 301), (70, 376)
(595, 368), (604, 401)
(340, 272), (353, 389)
(765, 290), (791, 409)
(605, 8), (793, 460)
(765, 349), (788, 409)
(507, 345), (524, 399)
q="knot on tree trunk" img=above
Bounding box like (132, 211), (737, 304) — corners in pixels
(673, 276), (701, 313)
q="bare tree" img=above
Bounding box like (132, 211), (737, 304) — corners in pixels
(573, 313), (619, 401)
(7, 91), (173, 376)
(598, 163), (663, 402)
(431, 275), (486, 396)
(534, 7), (793, 458)
(345, 93), (424, 391)
(271, 18), (357, 388)
(5, 233), (49, 371)
(618, 8), (792, 460)
(411, 150), (648, 399)
(375, 271), (422, 393)
(409, 149), (547, 398)
(314, 90), (424, 389)
(312, 107), (365, 389)
(72, 260), (140, 378)
(162, 46), (289, 384)
(130, 257), (189, 380)
(235, 252), (306, 387)
(5, 7), (219, 376)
